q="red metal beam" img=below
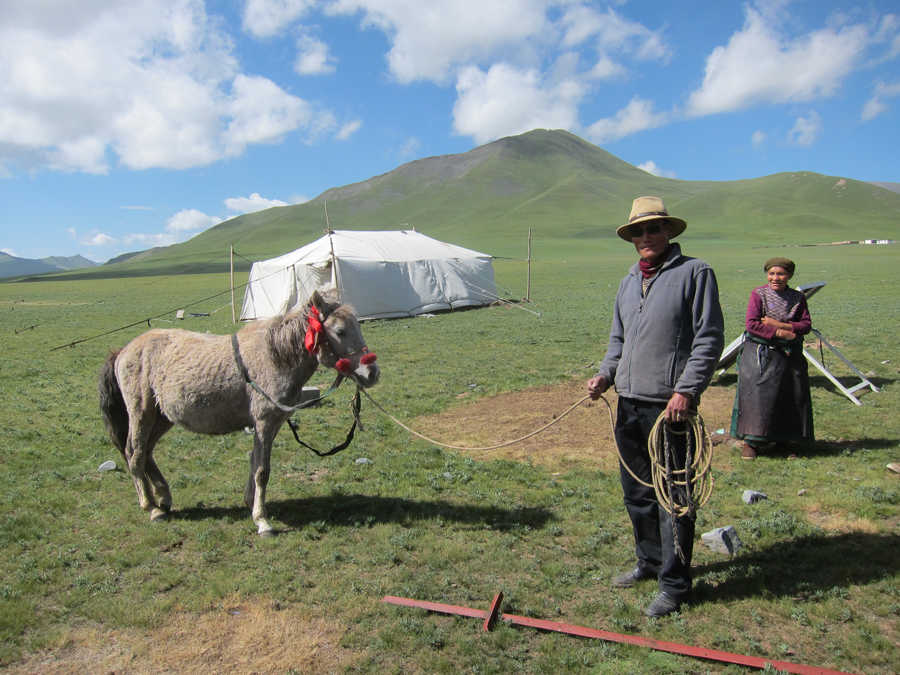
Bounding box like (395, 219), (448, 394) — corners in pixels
(382, 594), (859, 675)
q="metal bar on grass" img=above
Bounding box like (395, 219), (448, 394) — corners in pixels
(382, 594), (859, 675)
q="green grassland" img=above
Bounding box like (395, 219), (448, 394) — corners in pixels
(1, 232), (898, 673)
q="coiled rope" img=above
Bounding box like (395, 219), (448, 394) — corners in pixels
(359, 389), (714, 526)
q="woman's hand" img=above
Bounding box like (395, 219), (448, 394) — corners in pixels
(761, 316), (793, 331)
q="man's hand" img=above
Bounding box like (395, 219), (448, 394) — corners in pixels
(665, 392), (692, 424)
(587, 375), (608, 400)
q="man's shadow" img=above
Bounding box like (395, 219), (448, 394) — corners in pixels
(694, 531), (900, 603)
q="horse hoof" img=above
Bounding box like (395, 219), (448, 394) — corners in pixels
(259, 529), (276, 538)
(150, 508), (169, 522)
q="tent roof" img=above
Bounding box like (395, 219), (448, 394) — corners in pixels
(258, 230), (492, 268)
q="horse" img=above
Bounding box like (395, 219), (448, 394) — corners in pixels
(98, 290), (380, 536)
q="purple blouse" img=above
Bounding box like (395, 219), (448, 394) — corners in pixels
(745, 285), (812, 340)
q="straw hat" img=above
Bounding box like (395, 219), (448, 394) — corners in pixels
(616, 196), (687, 242)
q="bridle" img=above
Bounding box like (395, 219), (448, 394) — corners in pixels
(304, 305), (378, 375)
(230, 302), (377, 457)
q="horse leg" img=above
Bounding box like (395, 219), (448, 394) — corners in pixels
(248, 423), (278, 536)
(125, 407), (167, 522)
(244, 439), (259, 509)
(145, 416), (175, 514)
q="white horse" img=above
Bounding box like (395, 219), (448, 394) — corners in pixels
(98, 290), (379, 535)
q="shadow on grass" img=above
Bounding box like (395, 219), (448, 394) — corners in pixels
(737, 437), (900, 460)
(808, 374), (894, 394)
(694, 530), (900, 603)
(175, 493), (553, 533)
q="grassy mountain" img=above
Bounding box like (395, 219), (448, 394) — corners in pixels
(0, 252), (97, 279)
(22, 129), (900, 280)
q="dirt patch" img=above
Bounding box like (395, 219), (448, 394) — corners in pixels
(6, 600), (361, 675)
(415, 377), (738, 470)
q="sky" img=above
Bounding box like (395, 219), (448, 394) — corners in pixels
(1, 0), (898, 262)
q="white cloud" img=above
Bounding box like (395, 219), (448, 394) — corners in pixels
(787, 112), (822, 147)
(123, 232), (184, 248)
(328, 0), (549, 84)
(82, 232), (118, 247)
(585, 55), (626, 82)
(223, 74), (324, 152)
(116, 207), (222, 249)
(584, 97), (668, 144)
(224, 193), (289, 214)
(242, 0), (318, 38)
(687, 4), (871, 117)
(122, 205), (154, 210)
(752, 130), (766, 148)
(862, 81), (900, 121)
(1, 247), (18, 257)
(0, 0), (333, 174)
(336, 119), (362, 140)
(165, 208), (223, 233)
(295, 32), (337, 74)
(397, 137), (420, 159)
(637, 160), (675, 178)
(288, 194), (310, 204)
(560, 5), (671, 63)
(452, 63), (585, 145)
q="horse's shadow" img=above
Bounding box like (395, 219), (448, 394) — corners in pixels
(694, 530), (900, 604)
(176, 493), (553, 532)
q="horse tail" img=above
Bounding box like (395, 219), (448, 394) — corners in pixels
(98, 349), (129, 457)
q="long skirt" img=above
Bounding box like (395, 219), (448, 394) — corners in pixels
(730, 336), (814, 444)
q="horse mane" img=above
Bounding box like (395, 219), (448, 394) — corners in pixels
(265, 290), (345, 369)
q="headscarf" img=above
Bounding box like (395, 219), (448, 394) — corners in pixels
(764, 257), (795, 275)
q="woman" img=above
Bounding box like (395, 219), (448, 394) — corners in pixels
(731, 258), (813, 459)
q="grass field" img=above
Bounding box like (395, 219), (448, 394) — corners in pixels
(0, 238), (898, 674)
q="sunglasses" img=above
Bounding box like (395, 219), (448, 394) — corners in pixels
(629, 223), (663, 238)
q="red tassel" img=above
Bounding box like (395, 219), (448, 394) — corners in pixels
(304, 306), (323, 353)
(335, 358), (352, 373)
(361, 353), (377, 365)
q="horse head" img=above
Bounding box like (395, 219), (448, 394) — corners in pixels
(307, 290), (380, 388)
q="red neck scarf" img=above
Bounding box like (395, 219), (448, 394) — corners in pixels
(638, 244), (673, 279)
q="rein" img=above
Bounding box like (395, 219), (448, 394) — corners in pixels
(231, 333), (361, 456)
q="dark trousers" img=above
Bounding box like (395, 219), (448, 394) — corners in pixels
(615, 397), (695, 601)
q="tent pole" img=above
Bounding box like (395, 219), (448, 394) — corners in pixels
(230, 245), (236, 324)
(324, 201), (332, 233)
(525, 228), (532, 302)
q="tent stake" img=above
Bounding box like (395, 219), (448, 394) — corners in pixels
(525, 227), (532, 302)
(382, 593), (858, 675)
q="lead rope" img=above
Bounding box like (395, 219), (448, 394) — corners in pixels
(361, 388), (714, 531)
(359, 389), (593, 451)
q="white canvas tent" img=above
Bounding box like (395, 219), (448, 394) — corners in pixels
(240, 230), (497, 321)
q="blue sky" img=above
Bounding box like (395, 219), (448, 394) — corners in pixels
(1, 0), (898, 262)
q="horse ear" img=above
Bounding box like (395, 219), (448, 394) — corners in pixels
(311, 290), (325, 314)
(309, 291), (325, 312)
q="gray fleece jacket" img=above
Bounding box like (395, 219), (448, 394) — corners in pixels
(597, 243), (724, 405)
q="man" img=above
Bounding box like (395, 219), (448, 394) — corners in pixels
(588, 196), (724, 617)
